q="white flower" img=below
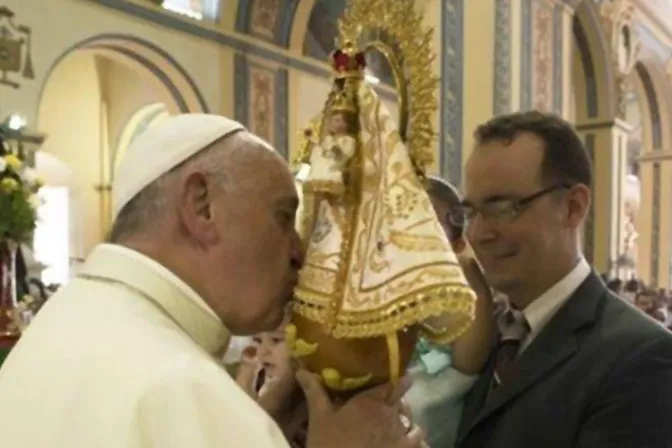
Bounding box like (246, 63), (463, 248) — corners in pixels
(0, 158), (6, 173)
(28, 194), (42, 210)
(22, 167), (37, 184)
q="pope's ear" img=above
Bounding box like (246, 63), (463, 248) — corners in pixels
(178, 171), (218, 243)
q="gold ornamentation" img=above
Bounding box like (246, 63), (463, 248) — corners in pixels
(328, 39), (366, 114)
(294, 83), (475, 340)
(321, 368), (372, 391)
(337, 0), (438, 178)
(306, 179), (346, 197)
(290, 0), (476, 395)
(293, 283), (474, 341)
(0, 6), (35, 89)
(285, 324), (318, 358)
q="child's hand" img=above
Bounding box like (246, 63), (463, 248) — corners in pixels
(235, 346), (260, 396)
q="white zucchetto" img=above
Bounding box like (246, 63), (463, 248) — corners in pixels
(112, 114), (245, 218)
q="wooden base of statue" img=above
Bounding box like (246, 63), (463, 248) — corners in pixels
(289, 313), (419, 399)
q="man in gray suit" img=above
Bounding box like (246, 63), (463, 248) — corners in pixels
(455, 111), (672, 448)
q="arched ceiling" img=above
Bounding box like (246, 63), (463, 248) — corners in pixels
(303, 0), (346, 60)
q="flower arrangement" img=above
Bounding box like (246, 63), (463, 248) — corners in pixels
(0, 124), (43, 244)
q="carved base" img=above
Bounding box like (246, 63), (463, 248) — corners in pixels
(289, 312), (419, 398)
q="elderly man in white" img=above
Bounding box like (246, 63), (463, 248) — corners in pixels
(0, 115), (422, 448)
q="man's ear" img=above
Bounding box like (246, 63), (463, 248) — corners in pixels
(566, 183), (591, 229)
(178, 171), (219, 244)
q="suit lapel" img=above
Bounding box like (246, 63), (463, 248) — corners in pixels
(459, 348), (497, 435)
(458, 273), (606, 443)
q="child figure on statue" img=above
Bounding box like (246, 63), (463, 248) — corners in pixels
(303, 101), (357, 197)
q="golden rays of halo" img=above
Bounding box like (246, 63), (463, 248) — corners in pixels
(338, 0), (439, 178)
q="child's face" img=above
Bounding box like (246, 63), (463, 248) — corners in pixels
(330, 113), (348, 135)
(252, 327), (291, 380)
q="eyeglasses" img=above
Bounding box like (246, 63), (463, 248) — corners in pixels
(449, 184), (570, 226)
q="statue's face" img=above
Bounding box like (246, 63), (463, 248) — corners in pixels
(330, 113), (348, 135)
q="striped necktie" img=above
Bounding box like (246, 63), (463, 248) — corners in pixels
(492, 308), (529, 389)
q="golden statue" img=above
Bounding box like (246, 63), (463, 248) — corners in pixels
(288, 0), (476, 396)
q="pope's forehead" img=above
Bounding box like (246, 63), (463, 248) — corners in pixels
(226, 132), (294, 189)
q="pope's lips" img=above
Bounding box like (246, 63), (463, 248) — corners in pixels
(284, 273), (299, 299)
(289, 272), (299, 288)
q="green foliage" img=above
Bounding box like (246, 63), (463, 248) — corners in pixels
(0, 182), (37, 243)
(0, 125), (41, 244)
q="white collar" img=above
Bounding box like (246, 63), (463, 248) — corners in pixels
(102, 244), (220, 321)
(523, 258), (591, 338)
(79, 244), (229, 355)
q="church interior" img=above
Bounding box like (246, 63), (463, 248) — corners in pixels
(2, 0), (672, 350)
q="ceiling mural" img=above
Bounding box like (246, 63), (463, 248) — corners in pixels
(302, 0), (397, 86)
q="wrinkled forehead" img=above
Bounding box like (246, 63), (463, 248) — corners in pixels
(464, 134), (545, 202)
(237, 134), (296, 196)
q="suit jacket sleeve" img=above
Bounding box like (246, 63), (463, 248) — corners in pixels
(575, 337), (672, 448)
(136, 375), (291, 448)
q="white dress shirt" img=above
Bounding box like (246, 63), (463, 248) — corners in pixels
(520, 258), (591, 351)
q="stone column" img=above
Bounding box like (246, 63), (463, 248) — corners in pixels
(575, 118), (630, 275)
(637, 151), (672, 287)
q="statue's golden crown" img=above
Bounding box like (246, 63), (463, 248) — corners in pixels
(328, 40), (365, 114)
(330, 40), (366, 80)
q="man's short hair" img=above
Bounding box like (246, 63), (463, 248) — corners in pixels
(426, 175), (464, 240)
(473, 111), (592, 188)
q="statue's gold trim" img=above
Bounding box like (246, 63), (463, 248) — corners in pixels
(285, 324), (318, 358)
(386, 331), (401, 385)
(293, 283), (475, 342)
(337, 0), (438, 178)
(321, 368), (373, 391)
(303, 179), (345, 196)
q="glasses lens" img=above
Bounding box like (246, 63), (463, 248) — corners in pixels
(448, 206), (466, 226)
(481, 201), (518, 221)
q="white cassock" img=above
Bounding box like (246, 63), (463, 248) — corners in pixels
(0, 244), (290, 448)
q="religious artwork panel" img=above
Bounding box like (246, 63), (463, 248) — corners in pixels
(441, 0), (464, 185)
(249, 0), (281, 41)
(248, 65), (276, 145)
(0, 6), (35, 89)
(493, 0), (512, 115)
(531, 0), (554, 112)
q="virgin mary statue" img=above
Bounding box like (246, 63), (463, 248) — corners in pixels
(287, 37), (476, 396)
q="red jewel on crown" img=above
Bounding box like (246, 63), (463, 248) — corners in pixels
(331, 46), (367, 73)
